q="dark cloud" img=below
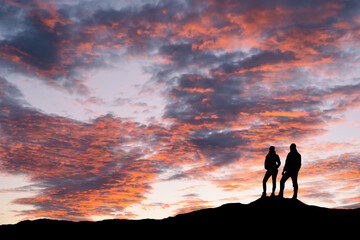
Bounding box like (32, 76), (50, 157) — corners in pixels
(0, 0), (191, 94)
(1, 0), (358, 95)
(213, 49), (297, 74)
(189, 130), (248, 167)
(164, 73), (247, 125)
(159, 42), (244, 69)
(4, 19), (59, 69)
(0, 1), (91, 94)
(0, 77), (24, 101)
(190, 130), (248, 149)
(182, 193), (199, 198)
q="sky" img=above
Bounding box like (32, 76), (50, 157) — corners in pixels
(0, 0), (359, 224)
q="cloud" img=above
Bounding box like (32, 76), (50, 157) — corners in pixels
(158, 42), (244, 69)
(1, 0), (360, 220)
(0, 0), (91, 94)
(299, 152), (360, 205)
(213, 49), (297, 75)
(1, 0), (358, 95)
(302, 152), (360, 180)
(0, 78), (165, 220)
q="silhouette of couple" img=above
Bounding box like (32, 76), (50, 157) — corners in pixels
(261, 143), (301, 199)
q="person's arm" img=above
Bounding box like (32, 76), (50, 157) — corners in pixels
(276, 155), (281, 168)
(264, 155), (268, 170)
(282, 154), (289, 175)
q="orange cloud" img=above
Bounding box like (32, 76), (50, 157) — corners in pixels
(260, 110), (309, 118)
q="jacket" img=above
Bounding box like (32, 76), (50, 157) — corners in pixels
(264, 152), (281, 170)
(284, 150), (301, 173)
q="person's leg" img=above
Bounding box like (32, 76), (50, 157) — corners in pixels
(291, 172), (299, 199)
(278, 173), (290, 198)
(262, 170), (271, 197)
(271, 170), (278, 196)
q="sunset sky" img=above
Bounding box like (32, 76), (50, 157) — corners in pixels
(0, 0), (360, 224)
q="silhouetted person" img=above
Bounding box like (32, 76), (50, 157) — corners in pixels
(278, 143), (301, 199)
(262, 146), (281, 198)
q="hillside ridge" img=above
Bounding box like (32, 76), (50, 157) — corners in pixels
(1, 197), (359, 237)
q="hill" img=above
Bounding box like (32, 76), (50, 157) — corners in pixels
(1, 197), (359, 238)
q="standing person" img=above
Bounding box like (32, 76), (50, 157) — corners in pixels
(262, 146), (281, 198)
(278, 143), (301, 199)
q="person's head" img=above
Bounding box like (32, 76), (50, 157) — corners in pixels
(269, 146), (275, 152)
(290, 143), (297, 151)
